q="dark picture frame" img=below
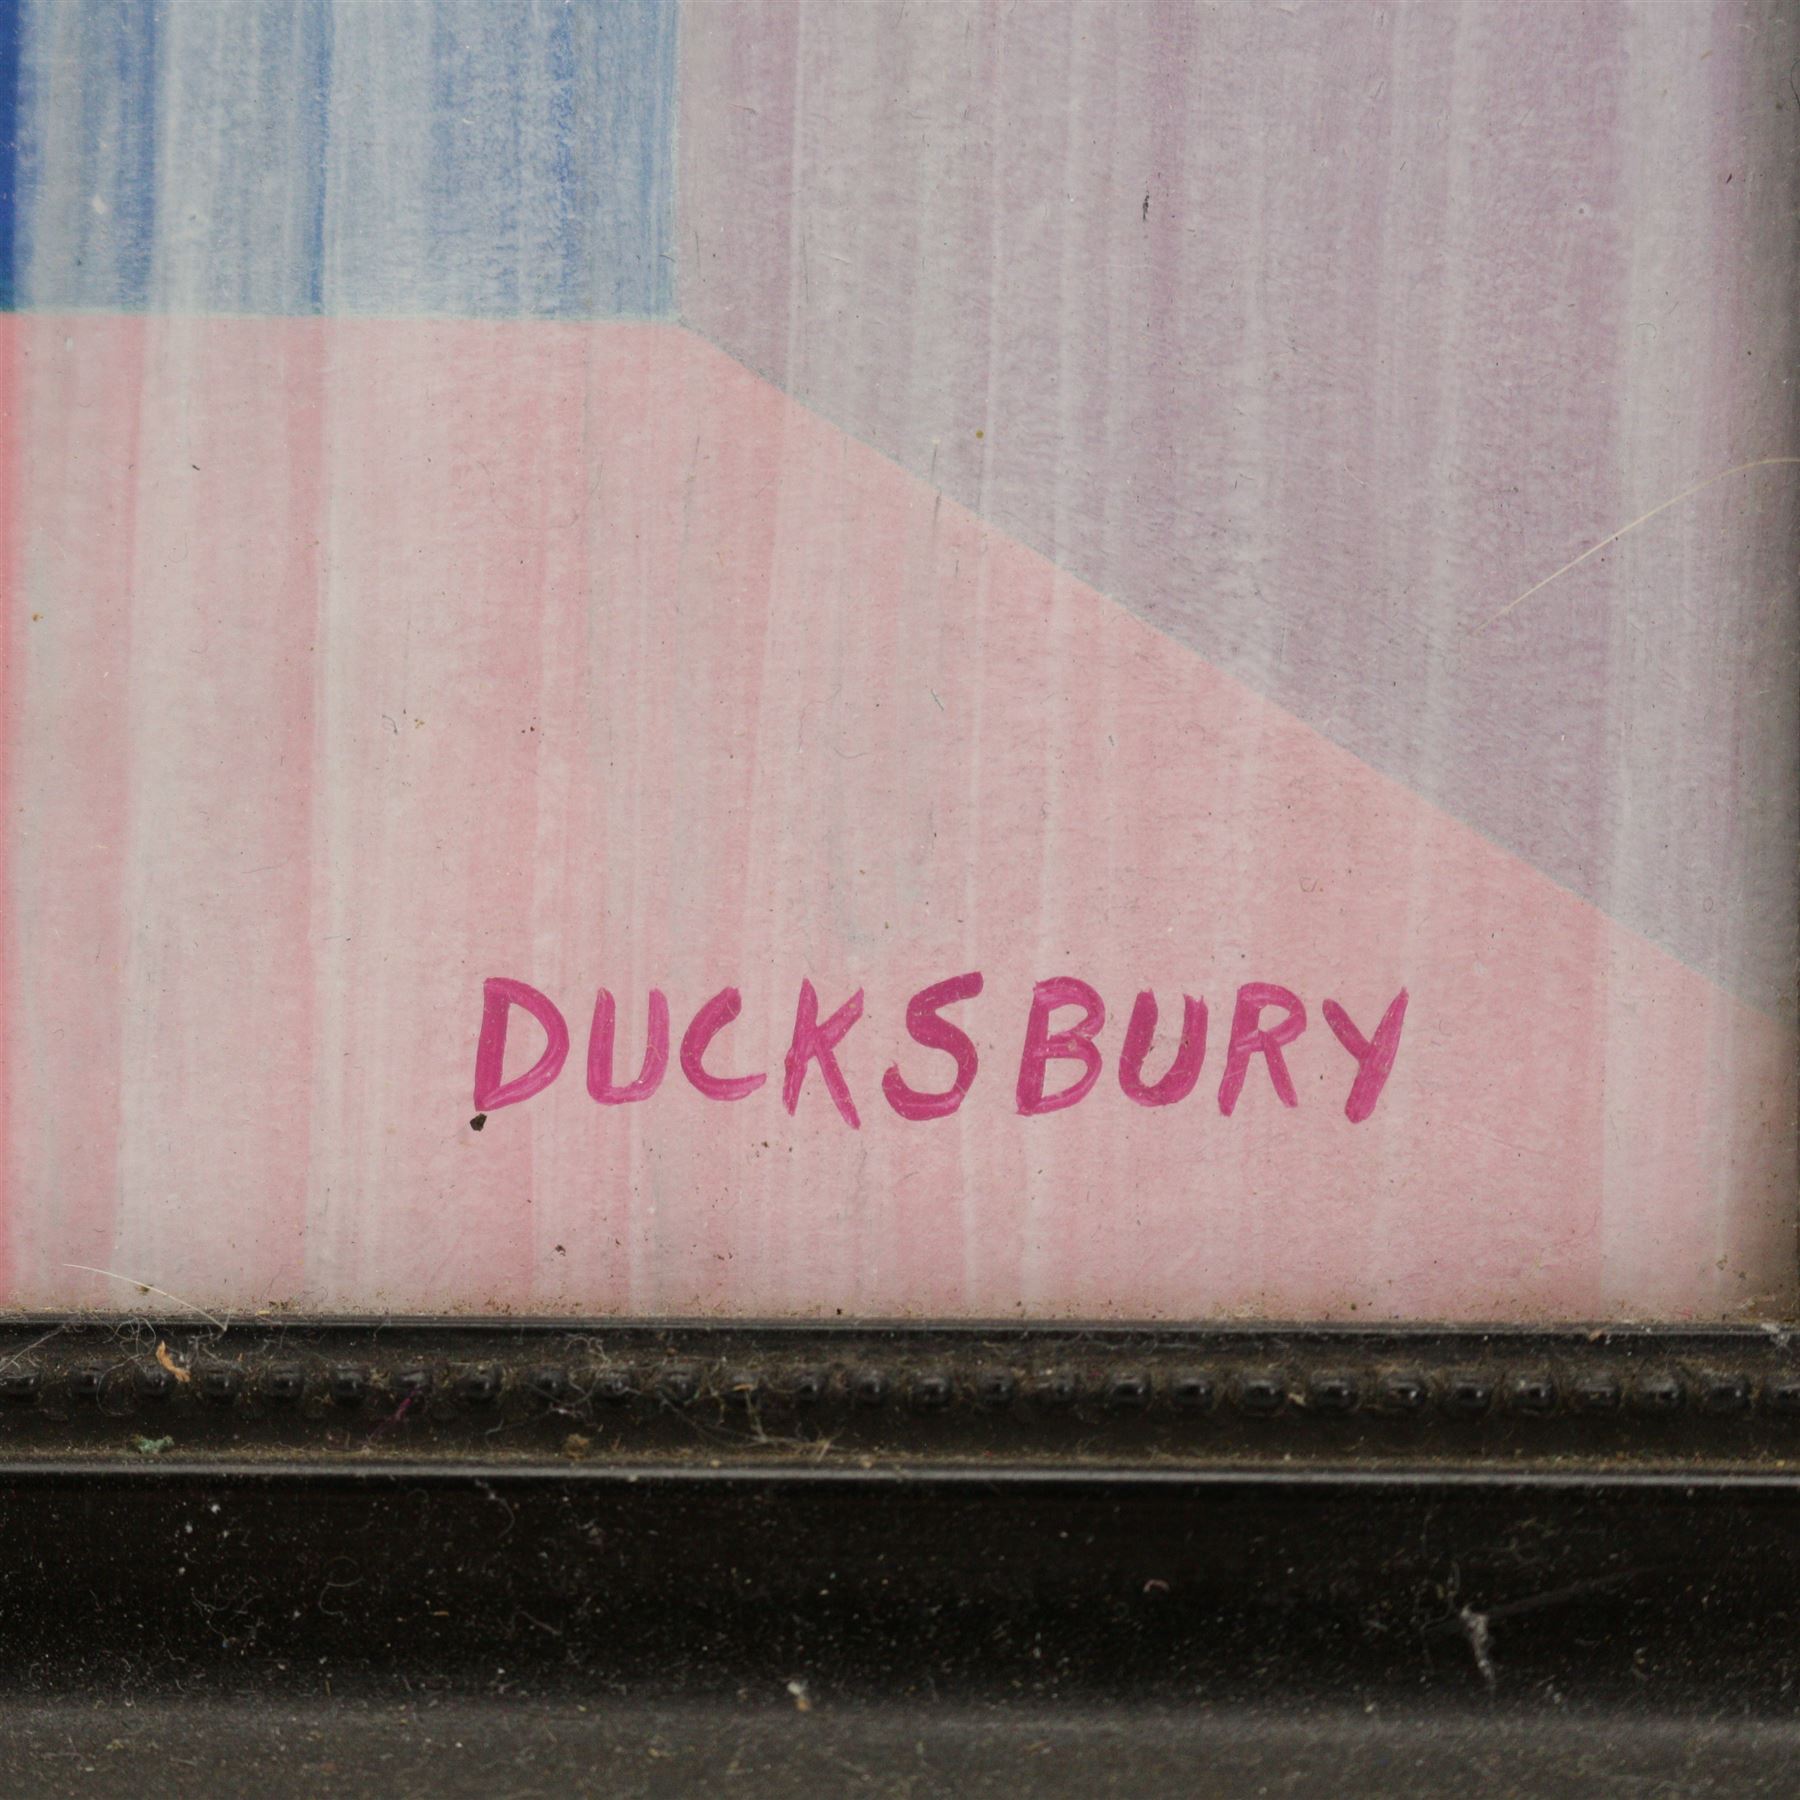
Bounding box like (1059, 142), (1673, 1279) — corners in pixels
(1, 1313), (1797, 1791)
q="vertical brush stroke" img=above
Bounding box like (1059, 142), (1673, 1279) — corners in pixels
(0, 0), (19, 311)
(321, 0), (676, 318)
(677, 0), (1800, 1020)
(0, 316), (15, 1294)
(4, 317), (147, 1302)
(11, 0), (676, 319)
(3, 316), (1791, 1321)
(13, 0), (160, 308)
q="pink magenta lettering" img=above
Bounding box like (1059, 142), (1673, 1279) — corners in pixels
(783, 979), (866, 1128)
(472, 974), (1408, 1126)
(883, 971), (984, 1121)
(1322, 990), (1409, 1123)
(1117, 991), (1208, 1107)
(587, 988), (670, 1104)
(679, 988), (767, 1102)
(1015, 977), (1107, 1116)
(1217, 983), (1307, 1116)
(473, 977), (570, 1111)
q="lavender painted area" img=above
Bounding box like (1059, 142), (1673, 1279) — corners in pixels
(678, 0), (1800, 1018)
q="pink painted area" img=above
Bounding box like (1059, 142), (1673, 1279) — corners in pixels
(3, 315), (1791, 1320)
(3, 316), (145, 1302)
(7, 317), (325, 1307)
(0, 316), (16, 1298)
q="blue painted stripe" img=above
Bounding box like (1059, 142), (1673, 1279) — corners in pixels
(0, 0), (19, 311)
(15, 0), (159, 311)
(11, 0), (676, 319)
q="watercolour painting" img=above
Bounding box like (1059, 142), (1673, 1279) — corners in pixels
(0, 0), (1794, 1322)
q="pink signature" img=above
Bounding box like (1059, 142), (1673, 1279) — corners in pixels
(474, 977), (1407, 1126)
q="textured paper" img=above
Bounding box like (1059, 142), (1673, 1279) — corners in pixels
(0, 0), (1793, 1320)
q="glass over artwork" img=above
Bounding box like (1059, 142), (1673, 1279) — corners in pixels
(0, 0), (1794, 1321)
